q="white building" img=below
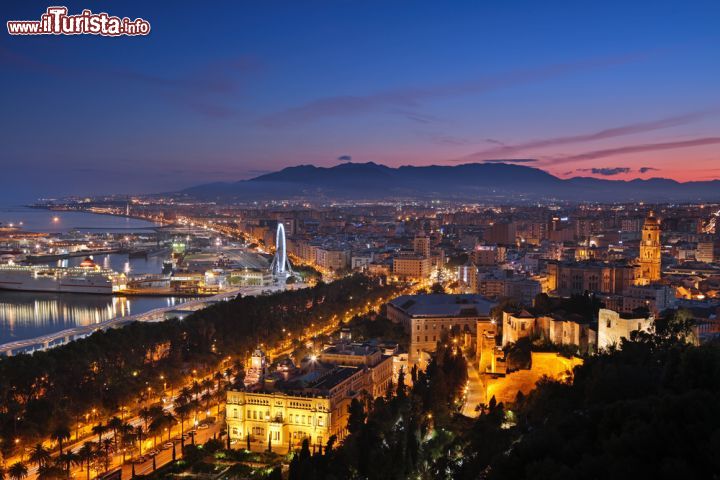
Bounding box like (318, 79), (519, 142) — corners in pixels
(598, 308), (654, 350)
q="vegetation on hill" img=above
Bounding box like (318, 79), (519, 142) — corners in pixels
(285, 310), (719, 479)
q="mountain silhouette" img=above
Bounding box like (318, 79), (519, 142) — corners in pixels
(179, 162), (720, 202)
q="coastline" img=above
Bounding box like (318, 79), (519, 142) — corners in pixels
(26, 203), (170, 228)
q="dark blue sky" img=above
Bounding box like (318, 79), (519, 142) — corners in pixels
(2, 0), (719, 203)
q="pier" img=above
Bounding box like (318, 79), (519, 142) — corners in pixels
(24, 249), (121, 263)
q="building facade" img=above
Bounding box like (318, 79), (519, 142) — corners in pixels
(598, 308), (654, 350)
(387, 293), (496, 363)
(638, 211), (662, 283)
(392, 256), (431, 280)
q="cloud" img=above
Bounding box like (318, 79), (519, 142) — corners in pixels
(542, 137), (720, 166)
(577, 167), (631, 176)
(465, 109), (720, 159)
(483, 159), (538, 164)
(260, 52), (646, 127)
(639, 166), (660, 173)
(337, 155), (352, 162)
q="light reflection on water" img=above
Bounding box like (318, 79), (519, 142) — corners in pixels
(0, 293), (193, 344)
(1, 253), (187, 345)
(0, 207), (184, 345)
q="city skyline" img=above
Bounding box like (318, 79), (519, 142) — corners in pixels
(2, 0), (720, 203)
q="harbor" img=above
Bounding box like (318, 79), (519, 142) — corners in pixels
(0, 206), (299, 349)
(0, 285), (279, 357)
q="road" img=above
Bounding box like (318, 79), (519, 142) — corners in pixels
(461, 361), (483, 418)
(121, 421), (222, 478)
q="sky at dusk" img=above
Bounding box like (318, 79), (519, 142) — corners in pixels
(1, 0), (720, 203)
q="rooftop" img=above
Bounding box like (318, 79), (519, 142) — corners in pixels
(389, 293), (495, 318)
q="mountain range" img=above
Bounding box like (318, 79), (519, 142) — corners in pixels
(178, 162), (720, 203)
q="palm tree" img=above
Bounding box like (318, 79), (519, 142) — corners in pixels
(162, 412), (177, 441)
(191, 380), (202, 402)
(148, 417), (164, 447)
(201, 378), (214, 398)
(36, 464), (64, 480)
(7, 462), (28, 480)
(214, 388), (226, 416)
(175, 402), (191, 436)
(77, 442), (95, 480)
(107, 416), (124, 451)
(56, 450), (79, 479)
(51, 425), (71, 456)
(29, 444), (51, 470)
(201, 391), (212, 414)
(134, 426), (146, 457)
(100, 439), (113, 473)
(178, 386), (192, 405)
(119, 422), (135, 462)
(213, 371), (224, 391)
(148, 405), (164, 422)
(139, 407), (153, 433)
(91, 423), (107, 443)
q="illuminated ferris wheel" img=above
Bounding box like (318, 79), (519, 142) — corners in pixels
(270, 222), (293, 280)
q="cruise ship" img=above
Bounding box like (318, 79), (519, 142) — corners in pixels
(0, 258), (126, 294)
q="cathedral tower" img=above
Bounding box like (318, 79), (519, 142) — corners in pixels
(639, 211), (661, 282)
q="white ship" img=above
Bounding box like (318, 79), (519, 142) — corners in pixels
(0, 258), (126, 294)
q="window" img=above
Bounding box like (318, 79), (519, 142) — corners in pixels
(606, 320), (611, 328)
(232, 408), (238, 419)
(318, 416), (324, 427)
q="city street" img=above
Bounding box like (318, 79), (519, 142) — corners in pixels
(461, 362), (483, 418)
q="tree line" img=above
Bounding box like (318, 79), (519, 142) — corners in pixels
(283, 309), (719, 479)
(0, 274), (399, 461)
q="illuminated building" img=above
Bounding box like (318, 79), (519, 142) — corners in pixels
(546, 260), (636, 296)
(227, 343), (393, 449)
(227, 367), (359, 450)
(637, 211), (662, 283)
(501, 310), (596, 354)
(598, 308), (654, 350)
(457, 260), (478, 293)
(387, 293), (496, 363)
(392, 255), (430, 280)
(413, 234), (431, 258)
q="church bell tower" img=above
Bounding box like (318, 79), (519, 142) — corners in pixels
(639, 210), (661, 282)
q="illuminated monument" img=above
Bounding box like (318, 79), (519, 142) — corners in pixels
(270, 222), (293, 282)
(638, 210), (662, 283)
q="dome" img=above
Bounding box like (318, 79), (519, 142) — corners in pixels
(644, 210), (660, 225)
